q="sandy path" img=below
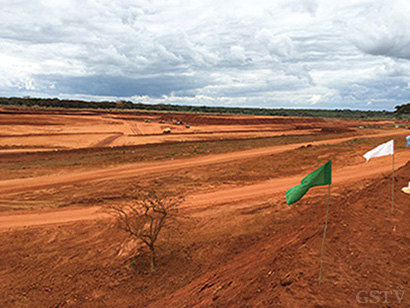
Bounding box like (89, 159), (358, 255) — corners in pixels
(0, 131), (405, 195)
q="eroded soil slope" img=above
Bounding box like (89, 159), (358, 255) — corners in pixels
(1, 161), (409, 307)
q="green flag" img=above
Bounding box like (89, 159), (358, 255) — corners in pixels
(286, 160), (332, 205)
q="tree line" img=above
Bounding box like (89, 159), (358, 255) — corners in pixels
(395, 103), (410, 118)
(0, 96), (405, 119)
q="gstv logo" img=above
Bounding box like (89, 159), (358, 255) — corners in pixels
(356, 285), (404, 304)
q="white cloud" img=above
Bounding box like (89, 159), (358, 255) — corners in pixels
(348, 0), (410, 60)
(281, 0), (318, 16)
(256, 28), (294, 58)
(0, 0), (409, 109)
(229, 45), (247, 63)
(309, 94), (321, 104)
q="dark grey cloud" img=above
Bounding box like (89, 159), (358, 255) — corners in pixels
(355, 39), (410, 61)
(34, 74), (209, 98)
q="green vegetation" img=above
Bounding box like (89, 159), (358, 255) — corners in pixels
(395, 102), (410, 118)
(0, 96), (134, 110)
(0, 96), (394, 119)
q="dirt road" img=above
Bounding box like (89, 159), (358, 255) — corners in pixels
(0, 207), (105, 230)
(1, 154), (407, 230)
(0, 131), (405, 195)
(185, 153), (409, 211)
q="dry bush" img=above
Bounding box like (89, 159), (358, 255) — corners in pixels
(107, 190), (183, 271)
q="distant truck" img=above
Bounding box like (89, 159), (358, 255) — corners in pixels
(163, 128), (171, 134)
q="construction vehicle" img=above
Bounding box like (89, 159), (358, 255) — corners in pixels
(163, 128), (171, 134)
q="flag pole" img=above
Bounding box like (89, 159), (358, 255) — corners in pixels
(391, 151), (395, 215)
(319, 184), (331, 286)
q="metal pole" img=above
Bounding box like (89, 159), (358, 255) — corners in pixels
(391, 151), (395, 215)
(319, 184), (331, 286)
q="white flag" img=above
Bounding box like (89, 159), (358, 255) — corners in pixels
(363, 140), (394, 162)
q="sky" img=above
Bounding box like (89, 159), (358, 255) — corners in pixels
(1, 0), (410, 110)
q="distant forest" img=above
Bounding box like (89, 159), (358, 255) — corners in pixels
(0, 96), (408, 119)
(395, 103), (410, 118)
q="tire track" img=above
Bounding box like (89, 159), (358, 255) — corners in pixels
(0, 131), (406, 196)
(92, 134), (123, 147)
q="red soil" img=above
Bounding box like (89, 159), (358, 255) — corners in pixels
(0, 108), (409, 307)
(1, 160), (409, 307)
(150, 161), (410, 308)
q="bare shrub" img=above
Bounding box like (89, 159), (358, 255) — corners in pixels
(108, 190), (183, 271)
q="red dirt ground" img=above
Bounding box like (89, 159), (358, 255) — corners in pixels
(1, 160), (409, 307)
(149, 161), (410, 308)
(1, 108), (410, 307)
(0, 144), (408, 230)
(0, 107), (387, 151)
(0, 129), (407, 196)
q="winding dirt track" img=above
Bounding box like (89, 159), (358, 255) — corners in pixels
(0, 131), (403, 195)
(0, 130), (408, 230)
(185, 153), (409, 210)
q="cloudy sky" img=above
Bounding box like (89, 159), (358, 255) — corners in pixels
(1, 0), (410, 110)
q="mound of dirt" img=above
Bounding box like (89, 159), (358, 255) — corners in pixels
(320, 126), (355, 134)
(149, 160), (410, 307)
